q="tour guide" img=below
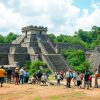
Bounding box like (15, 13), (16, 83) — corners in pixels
(0, 66), (6, 87)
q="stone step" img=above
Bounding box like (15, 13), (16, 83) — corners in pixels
(41, 42), (56, 54)
(44, 54), (69, 72)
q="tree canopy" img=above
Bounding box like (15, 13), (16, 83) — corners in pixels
(0, 32), (18, 43)
(48, 26), (100, 49)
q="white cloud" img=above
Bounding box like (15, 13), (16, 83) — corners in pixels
(76, 2), (100, 31)
(0, 2), (27, 35)
(0, 0), (100, 36)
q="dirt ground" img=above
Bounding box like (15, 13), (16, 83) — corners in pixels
(0, 82), (100, 100)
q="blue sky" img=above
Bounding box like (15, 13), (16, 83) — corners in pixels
(74, 0), (92, 9)
(0, 0), (100, 35)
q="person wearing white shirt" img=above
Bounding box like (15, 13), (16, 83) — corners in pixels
(19, 67), (24, 84)
(66, 69), (72, 88)
(57, 73), (61, 85)
(41, 73), (47, 85)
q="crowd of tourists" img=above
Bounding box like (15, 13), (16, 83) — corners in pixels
(0, 65), (99, 89)
(0, 66), (48, 87)
(55, 68), (99, 89)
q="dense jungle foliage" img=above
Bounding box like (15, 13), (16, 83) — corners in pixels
(49, 26), (100, 73)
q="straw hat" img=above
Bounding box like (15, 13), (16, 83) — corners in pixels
(15, 67), (19, 70)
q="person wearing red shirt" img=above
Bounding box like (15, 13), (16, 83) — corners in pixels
(89, 75), (92, 88)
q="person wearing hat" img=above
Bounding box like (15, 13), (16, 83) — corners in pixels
(0, 66), (6, 87)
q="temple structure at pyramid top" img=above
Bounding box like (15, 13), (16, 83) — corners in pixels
(22, 25), (48, 35)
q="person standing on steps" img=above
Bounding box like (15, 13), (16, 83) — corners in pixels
(0, 66), (6, 87)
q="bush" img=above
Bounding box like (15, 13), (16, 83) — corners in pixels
(24, 60), (51, 76)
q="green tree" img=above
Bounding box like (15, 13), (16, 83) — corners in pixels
(48, 33), (56, 40)
(0, 35), (5, 43)
(5, 32), (18, 43)
(62, 49), (90, 72)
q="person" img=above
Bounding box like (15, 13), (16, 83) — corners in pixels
(80, 73), (84, 86)
(72, 71), (77, 85)
(14, 67), (19, 85)
(7, 67), (12, 84)
(0, 66), (6, 87)
(31, 73), (37, 84)
(66, 69), (72, 88)
(36, 70), (43, 84)
(24, 69), (29, 83)
(60, 70), (64, 81)
(12, 70), (15, 83)
(19, 67), (25, 84)
(84, 70), (90, 89)
(57, 72), (61, 85)
(41, 73), (47, 85)
(94, 68), (98, 88)
(89, 74), (92, 88)
(76, 72), (82, 88)
(24, 69), (27, 83)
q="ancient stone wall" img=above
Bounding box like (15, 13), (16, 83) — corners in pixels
(0, 54), (9, 65)
(8, 54), (30, 67)
(85, 46), (100, 71)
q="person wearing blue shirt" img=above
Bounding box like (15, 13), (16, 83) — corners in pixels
(24, 70), (29, 83)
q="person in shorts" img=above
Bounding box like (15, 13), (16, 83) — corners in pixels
(84, 70), (90, 89)
(0, 66), (6, 87)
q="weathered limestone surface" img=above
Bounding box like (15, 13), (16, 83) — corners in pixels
(0, 54), (9, 65)
(85, 46), (100, 71)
